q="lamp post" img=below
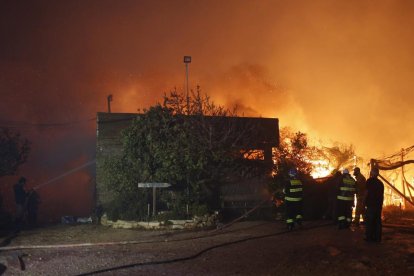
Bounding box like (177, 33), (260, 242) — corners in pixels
(107, 94), (113, 113)
(184, 56), (191, 114)
(183, 56), (192, 216)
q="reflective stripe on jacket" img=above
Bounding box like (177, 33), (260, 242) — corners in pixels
(290, 180), (302, 186)
(337, 175), (356, 201)
(285, 196), (302, 202)
(285, 178), (303, 201)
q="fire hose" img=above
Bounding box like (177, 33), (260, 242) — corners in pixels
(77, 221), (332, 276)
(0, 198), (335, 275)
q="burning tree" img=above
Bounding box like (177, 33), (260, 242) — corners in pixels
(269, 129), (356, 219)
(273, 128), (315, 176)
(274, 129), (356, 177)
(0, 128), (30, 178)
(269, 129), (355, 184)
(319, 143), (356, 172)
(103, 89), (266, 220)
(269, 128), (316, 194)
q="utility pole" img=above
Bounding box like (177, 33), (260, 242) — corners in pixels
(183, 56), (192, 216)
(107, 94), (113, 113)
(401, 148), (406, 208)
(184, 56), (191, 114)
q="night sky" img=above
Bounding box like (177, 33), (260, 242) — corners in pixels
(1, 0), (414, 220)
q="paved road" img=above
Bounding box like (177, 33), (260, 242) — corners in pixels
(1, 221), (414, 275)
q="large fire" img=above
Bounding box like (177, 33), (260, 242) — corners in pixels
(310, 159), (335, 179)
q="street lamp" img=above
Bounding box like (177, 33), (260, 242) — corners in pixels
(184, 56), (191, 114)
(107, 94), (113, 113)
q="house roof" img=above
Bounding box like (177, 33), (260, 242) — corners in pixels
(96, 112), (279, 149)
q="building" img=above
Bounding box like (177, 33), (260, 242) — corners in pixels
(95, 112), (279, 215)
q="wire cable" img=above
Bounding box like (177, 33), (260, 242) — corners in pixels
(0, 222), (273, 252)
(0, 117), (96, 129)
(77, 222), (332, 276)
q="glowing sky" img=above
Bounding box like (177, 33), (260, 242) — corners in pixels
(1, 0), (414, 216)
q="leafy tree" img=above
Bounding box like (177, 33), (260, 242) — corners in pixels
(103, 88), (265, 220)
(0, 128), (30, 177)
(273, 128), (356, 176)
(269, 128), (356, 199)
(270, 128), (316, 196)
(273, 128), (316, 176)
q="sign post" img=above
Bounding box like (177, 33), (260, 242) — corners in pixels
(138, 183), (171, 217)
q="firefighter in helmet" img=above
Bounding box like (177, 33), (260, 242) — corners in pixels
(284, 168), (303, 231)
(336, 169), (356, 229)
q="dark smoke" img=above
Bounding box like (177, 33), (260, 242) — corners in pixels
(1, 0), (413, 220)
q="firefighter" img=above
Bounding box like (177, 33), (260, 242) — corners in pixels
(336, 169), (356, 229)
(364, 167), (384, 242)
(26, 189), (40, 228)
(284, 168), (303, 231)
(13, 177), (28, 232)
(353, 167), (367, 226)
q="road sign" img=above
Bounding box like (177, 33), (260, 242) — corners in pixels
(138, 183), (171, 188)
(137, 183), (171, 217)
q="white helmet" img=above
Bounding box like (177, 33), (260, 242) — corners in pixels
(343, 169), (349, 174)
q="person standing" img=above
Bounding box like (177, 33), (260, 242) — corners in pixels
(353, 167), (367, 226)
(27, 190), (40, 228)
(336, 169), (356, 229)
(365, 167), (384, 242)
(284, 168), (303, 231)
(13, 177), (28, 232)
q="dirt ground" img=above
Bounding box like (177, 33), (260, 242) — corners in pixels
(1, 220), (414, 275)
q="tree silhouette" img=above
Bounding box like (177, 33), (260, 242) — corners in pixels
(0, 128), (30, 177)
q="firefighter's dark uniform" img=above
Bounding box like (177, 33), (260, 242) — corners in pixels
(13, 178), (27, 232)
(336, 173), (356, 229)
(284, 177), (303, 230)
(365, 176), (384, 242)
(354, 172), (367, 224)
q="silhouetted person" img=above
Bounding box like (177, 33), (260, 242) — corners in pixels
(95, 204), (103, 224)
(26, 190), (40, 228)
(336, 169), (356, 229)
(13, 177), (27, 232)
(0, 263), (6, 274)
(353, 167), (367, 226)
(0, 193), (12, 235)
(365, 167), (384, 242)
